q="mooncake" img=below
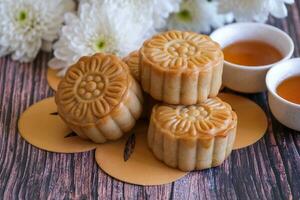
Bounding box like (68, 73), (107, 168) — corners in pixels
(123, 51), (140, 82)
(123, 51), (159, 119)
(148, 97), (237, 171)
(140, 30), (223, 105)
(55, 53), (143, 143)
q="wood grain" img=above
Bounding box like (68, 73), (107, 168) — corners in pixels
(1, 4), (300, 200)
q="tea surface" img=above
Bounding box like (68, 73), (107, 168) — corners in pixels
(277, 75), (300, 104)
(223, 40), (283, 66)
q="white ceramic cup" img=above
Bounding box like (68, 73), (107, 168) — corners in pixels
(266, 58), (300, 131)
(210, 22), (294, 93)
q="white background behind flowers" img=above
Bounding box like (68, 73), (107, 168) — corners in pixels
(0, 0), (294, 76)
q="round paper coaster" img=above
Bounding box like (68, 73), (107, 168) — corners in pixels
(18, 97), (97, 153)
(47, 68), (62, 91)
(218, 93), (268, 149)
(95, 121), (188, 186)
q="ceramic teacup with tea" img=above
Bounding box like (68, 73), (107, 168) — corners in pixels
(266, 58), (300, 131)
(211, 22), (294, 93)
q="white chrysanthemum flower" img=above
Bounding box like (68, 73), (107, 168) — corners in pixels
(49, 2), (154, 76)
(0, 0), (75, 62)
(167, 0), (233, 33)
(152, 0), (181, 29)
(80, 0), (180, 30)
(218, 0), (294, 22)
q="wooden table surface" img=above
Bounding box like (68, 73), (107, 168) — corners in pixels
(1, 4), (300, 200)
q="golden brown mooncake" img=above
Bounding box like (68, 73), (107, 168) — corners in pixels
(55, 53), (143, 143)
(123, 52), (159, 119)
(140, 30), (224, 105)
(123, 51), (140, 82)
(148, 97), (237, 171)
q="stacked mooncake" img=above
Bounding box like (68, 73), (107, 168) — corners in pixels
(55, 30), (237, 172)
(139, 31), (237, 171)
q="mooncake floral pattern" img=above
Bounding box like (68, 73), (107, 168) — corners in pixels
(123, 51), (140, 81)
(142, 31), (222, 70)
(155, 98), (233, 136)
(56, 54), (128, 124)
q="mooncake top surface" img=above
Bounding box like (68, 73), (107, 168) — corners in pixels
(56, 53), (130, 125)
(152, 97), (236, 137)
(141, 30), (223, 72)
